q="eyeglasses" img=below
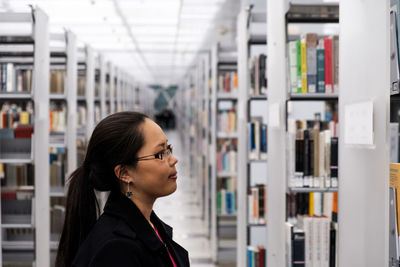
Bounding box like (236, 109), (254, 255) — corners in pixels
(136, 144), (173, 161)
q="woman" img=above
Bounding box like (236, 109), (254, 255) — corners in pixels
(55, 111), (190, 267)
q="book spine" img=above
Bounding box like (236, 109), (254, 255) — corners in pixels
(317, 39), (325, 93)
(332, 36), (339, 93)
(289, 41), (299, 93)
(301, 38), (308, 94)
(324, 38), (333, 93)
(306, 34), (318, 93)
(296, 40), (302, 93)
(330, 137), (338, 187)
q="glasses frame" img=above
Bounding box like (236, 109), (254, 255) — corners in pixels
(136, 144), (173, 161)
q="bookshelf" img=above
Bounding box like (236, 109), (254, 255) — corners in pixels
(210, 43), (238, 265)
(0, 7), (50, 267)
(266, 1), (342, 266)
(237, 6), (268, 267)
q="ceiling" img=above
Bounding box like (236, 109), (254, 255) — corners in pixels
(0, 0), (241, 86)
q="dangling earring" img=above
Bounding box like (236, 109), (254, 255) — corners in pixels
(126, 182), (133, 198)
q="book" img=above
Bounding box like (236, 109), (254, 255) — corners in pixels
(316, 39), (325, 93)
(324, 37), (333, 93)
(389, 187), (400, 265)
(297, 40), (302, 93)
(289, 41), (299, 93)
(306, 33), (318, 93)
(300, 36), (308, 93)
(390, 123), (399, 163)
(332, 36), (339, 93)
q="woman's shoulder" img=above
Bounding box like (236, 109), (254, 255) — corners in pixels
(72, 214), (142, 266)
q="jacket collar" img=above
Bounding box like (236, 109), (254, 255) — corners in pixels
(103, 191), (173, 251)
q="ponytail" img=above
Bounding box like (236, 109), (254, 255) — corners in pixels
(55, 165), (99, 267)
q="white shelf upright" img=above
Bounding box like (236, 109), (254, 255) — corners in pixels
(109, 63), (115, 114)
(85, 46), (95, 140)
(339, 0), (389, 266)
(116, 68), (122, 112)
(99, 55), (106, 119)
(266, 0), (288, 266)
(210, 44), (218, 263)
(236, 8), (249, 267)
(33, 7), (51, 267)
(66, 30), (77, 175)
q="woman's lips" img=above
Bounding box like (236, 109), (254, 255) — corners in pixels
(169, 172), (178, 179)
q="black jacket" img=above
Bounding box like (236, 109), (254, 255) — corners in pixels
(72, 191), (190, 267)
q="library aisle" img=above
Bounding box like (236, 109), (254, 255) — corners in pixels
(154, 130), (216, 267)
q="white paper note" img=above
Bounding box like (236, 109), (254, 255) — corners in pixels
(344, 101), (374, 146)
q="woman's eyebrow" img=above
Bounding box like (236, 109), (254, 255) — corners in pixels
(155, 140), (168, 148)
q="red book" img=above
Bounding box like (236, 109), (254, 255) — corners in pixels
(14, 125), (33, 138)
(258, 246), (265, 267)
(224, 74), (230, 92)
(324, 37), (333, 93)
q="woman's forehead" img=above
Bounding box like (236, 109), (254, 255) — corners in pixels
(142, 119), (167, 145)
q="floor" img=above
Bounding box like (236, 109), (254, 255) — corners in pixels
(153, 130), (216, 267)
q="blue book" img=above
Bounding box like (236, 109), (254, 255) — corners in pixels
(226, 192), (232, 214)
(250, 122), (255, 150)
(317, 39), (325, 93)
(261, 124), (267, 153)
(248, 249), (253, 267)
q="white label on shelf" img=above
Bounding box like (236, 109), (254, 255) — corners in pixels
(344, 101), (374, 146)
(269, 103), (280, 128)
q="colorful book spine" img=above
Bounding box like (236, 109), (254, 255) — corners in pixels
(300, 37), (308, 93)
(324, 37), (333, 93)
(317, 39), (325, 93)
(289, 41), (299, 93)
(296, 40), (302, 93)
(306, 33), (318, 93)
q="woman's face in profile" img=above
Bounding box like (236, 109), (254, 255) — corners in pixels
(128, 118), (179, 199)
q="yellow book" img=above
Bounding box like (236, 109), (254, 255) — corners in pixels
(309, 192), (314, 216)
(234, 73), (238, 90)
(301, 38), (308, 93)
(19, 111), (29, 125)
(0, 163), (4, 179)
(390, 163), (400, 235)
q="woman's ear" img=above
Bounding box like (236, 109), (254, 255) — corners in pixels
(114, 165), (132, 183)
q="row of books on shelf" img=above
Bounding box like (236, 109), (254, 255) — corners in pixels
(249, 119), (267, 160)
(77, 75), (86, 96)
(287, 119), (338, 189)
(0, 163), (34, 186)
(248, 184), (267, 225)
(247, 246), (266, 267)
(286, 217), (337, 267)
(217, 177), (237, 215)
(286, 192), (338, 220)
(77, 105), (87, 126)
(50, 70), (66, 94)
(1, 64), (32, 93)
(50, 102), (66, 133)
(218, 72), (238, 94)
(50, 147), (67, 188)
(217, 109), (237, 133)
(1, 102), (33, 129)
(249, 54), (267, 96)
(288, 34), (339, 94)
(217, 139), (237, 174)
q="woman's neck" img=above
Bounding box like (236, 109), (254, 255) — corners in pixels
(131, 196), (155, 226)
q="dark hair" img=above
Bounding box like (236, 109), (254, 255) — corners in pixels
(55, 111), (148, 267)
